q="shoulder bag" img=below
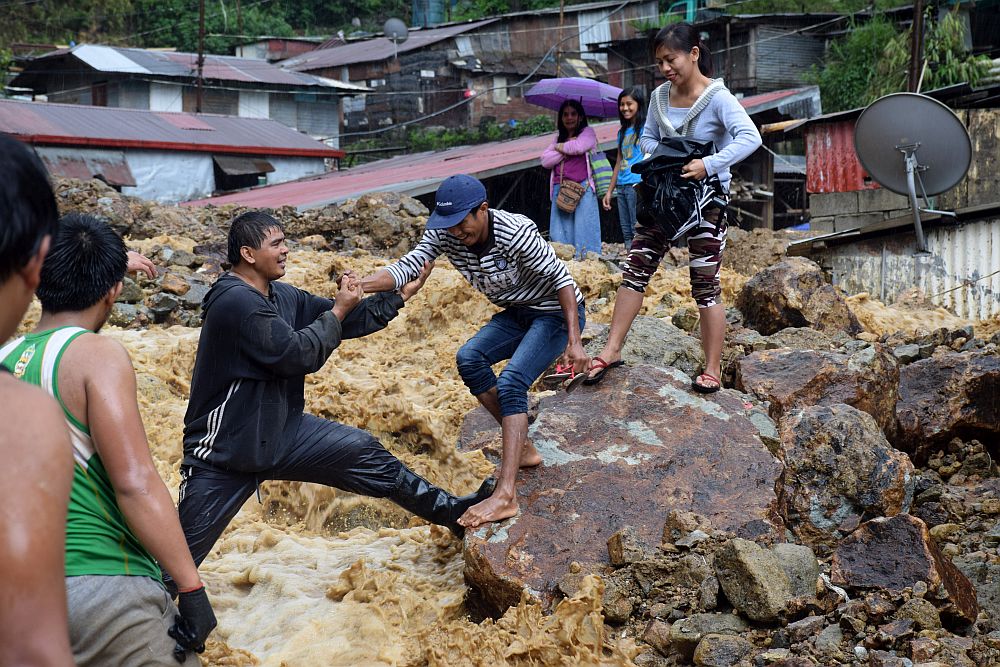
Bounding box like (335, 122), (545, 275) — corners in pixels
(555, 159), (586, 213)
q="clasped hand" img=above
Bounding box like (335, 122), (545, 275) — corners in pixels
(335, 270), (364, 310)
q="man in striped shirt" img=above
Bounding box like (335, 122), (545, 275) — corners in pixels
(362, 174), (589, 528)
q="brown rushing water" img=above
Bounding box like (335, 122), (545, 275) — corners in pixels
(18, 239), (987, 666)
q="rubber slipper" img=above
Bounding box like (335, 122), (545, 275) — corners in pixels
(563, 371), (588, 393)
(691, 372), (722, 394)
(583, 357), (625, 386)
(543, 363), (575, 384)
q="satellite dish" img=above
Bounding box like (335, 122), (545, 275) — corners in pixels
(384, 18), (408, 59)
(854, 92), (971, 253)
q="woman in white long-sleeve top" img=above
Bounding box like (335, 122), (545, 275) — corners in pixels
(540, 99), (602, 259)
(585, 22), (762, 392)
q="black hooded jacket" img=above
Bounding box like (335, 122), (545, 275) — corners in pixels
(182, 273), (404, 472)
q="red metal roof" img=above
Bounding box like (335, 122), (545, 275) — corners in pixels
(184, 123), (621, 210)
(0, 99), (343, 158)
(184, 89), (799, 211)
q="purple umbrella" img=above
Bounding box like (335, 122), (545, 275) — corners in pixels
(524, 77), (623, 119)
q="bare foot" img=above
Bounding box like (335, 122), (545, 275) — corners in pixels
(519, 441), (543, 468)
(587, 349), (622, 379)
(457, 491), (518, 528)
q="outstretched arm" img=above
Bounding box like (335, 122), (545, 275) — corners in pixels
(0, 384), (74, 667)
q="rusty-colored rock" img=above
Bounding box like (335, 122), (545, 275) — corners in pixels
(831, 514), (979, 627)
(779, 405), (914, 550)
(462, 364), (784, 614)
(894, 350), (1000, 457)
(159, 272), (191, 296)
(736, 344), (899, 433)
(735, 256), (862, 336)
(608, 526), (647, 567)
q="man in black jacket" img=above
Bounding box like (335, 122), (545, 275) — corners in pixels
(175, 211), (493, 572)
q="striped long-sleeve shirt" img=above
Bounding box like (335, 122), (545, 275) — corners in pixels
(385, 208), (583, 311)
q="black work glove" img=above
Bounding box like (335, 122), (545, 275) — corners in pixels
(167, 585), (217, 661)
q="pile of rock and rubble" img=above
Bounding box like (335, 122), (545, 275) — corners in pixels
(459, 256), (1000, 666)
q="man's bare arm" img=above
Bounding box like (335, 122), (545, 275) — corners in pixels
(77, 337), (203, 592)
(0, 381), (74, 666)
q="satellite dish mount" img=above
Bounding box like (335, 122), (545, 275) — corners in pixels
(854, 93), (971, 254)
(383, 18), (409, 60)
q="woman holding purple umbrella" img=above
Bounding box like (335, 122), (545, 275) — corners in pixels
(540, 99), (602, 259)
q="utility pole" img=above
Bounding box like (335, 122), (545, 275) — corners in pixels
(236, 0), (244, 36)
(908, 0), (925, 92)
(555, 0), (565, 76)
(196, 0), (205, 112)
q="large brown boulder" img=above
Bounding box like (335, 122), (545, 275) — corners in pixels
(735, 257), (861, 336)
(462, 364), (785, 614)
(735, 344), (899, 434)
(831, 514), (979, 627)
(894, 350), (1000, 457)
(779, 405), (914, 550)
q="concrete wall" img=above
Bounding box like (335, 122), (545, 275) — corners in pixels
(809, 188), (912, 233)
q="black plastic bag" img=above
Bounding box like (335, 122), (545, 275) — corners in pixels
(631, 137), (726, 241)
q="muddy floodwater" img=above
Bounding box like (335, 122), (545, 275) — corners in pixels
(20, 239), (997, 666)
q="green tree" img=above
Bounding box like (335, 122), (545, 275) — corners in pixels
(806, 10), (991, 113)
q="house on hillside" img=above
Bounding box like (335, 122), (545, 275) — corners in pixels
(234, 37), (328, 63)
(279, 0), (657, 138)
(0, 98), (342, 202)
(10, 44), (368, 146)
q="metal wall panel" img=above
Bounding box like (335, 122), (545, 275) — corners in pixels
(805, 120), (879, 194)
(754, 27), (825, 93)
(818, 217), (1000, 320)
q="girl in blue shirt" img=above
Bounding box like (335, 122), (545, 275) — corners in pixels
(601, 87), (646, 249)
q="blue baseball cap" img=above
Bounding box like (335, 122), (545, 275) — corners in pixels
(426, 174), (487, 230)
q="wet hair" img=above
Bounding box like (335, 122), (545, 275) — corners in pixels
(653, 22), (715, 77)
(616, 87), (647, 153)
(37, 213), (127, 313)
(227, 210), (284, 266)
(0, 134), (59, 283)
(556, 99), (589, 143)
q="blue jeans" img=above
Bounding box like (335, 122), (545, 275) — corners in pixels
(614, 183), (638, 248)
(549, 183), (601, 259)
(456, 303), (586, 417)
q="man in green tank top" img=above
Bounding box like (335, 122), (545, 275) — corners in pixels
(0, 213), (217, 666)
(0, 134), (75, 666)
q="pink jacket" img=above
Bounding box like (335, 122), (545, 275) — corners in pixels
(540, 126), (597, 198)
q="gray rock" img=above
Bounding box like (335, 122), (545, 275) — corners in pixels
(772, 543), (819, 598)
(168, 249), (198, 267)
(814, 623), (844, 656)
(181, 282), (210, 308)
(601, 578), (633, 624)
(676, 530), (710, 549)
(894, 344), (921, 364)
(117, 277), (145, 304)
(894, 597), (941, 630)
(713, 538), (792, 622)
(400, 197), (428, 217)
(785, 614), (825, 642)
(692, 633), (752, 666)
(146, 292), (179, 322)
(698, 575), (719, 611)
(108, 303), (139, 327)
(667, 614), (748, 661)
(585, 316), (704, 376)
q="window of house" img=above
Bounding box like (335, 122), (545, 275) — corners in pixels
(492, 76), (509, 104)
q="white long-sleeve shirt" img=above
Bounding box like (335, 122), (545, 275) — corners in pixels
(640, 83), (762, 192)
(385, 209), (582, 311)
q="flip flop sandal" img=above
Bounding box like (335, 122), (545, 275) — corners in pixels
(543, 363), (575, 384)
(563, 371), (588, 393)
(583, 357), (625, 386)
(691, 372), (722, 394)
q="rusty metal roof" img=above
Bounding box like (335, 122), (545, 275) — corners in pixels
(18, 44), (367, 92)
(0, 98), (344, 158)
(281, 19), (499, 71)
(184, 122), (618, 210)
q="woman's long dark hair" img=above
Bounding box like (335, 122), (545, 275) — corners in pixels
(653, 22), (714, 77)
(616, 87), (646, 153)
(556, 98), (589, 143)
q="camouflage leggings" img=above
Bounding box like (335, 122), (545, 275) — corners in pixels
(620, 204), (727, 308)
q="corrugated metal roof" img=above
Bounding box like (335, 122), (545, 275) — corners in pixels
(185, 122), (622, 210)
(282, 19), (499, 71)
(0, 99), (343, 158)
(184, 89), (792, 210)
(26, 44), (367, 92)
(740, 86), (820, 116)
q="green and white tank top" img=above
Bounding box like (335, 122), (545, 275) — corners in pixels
(0, 327), (159, 579)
